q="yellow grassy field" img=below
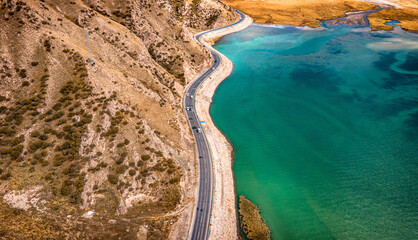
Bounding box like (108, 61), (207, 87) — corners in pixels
(222, 0), (378, 27)
(223, 0), (417, 32)
(368, 8), (418, 32)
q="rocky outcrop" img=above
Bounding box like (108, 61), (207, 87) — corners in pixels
(238, 196), (271, 240)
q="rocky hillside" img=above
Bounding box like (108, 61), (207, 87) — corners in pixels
(0, 0), (235, 239)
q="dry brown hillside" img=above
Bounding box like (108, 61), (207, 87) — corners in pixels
(0, 0), (235, 239)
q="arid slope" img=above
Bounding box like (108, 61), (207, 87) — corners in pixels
(0, 0), (235, 239)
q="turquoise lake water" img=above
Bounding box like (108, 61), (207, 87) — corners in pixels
(211, 24), (418, 239)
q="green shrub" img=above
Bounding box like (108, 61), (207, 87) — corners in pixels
(22, 81), (30, 86)
(120, 151), (128, 159)
(129, 169), (136, 176)
(54, 154), (65, 166)
(98, 162), (107, 168)
(104, 127), (118, 136)
(115, 158), (123, 165)
(61, 184), (72, 196)
(151, 163), (165, 172)
(31, 130), (41, 138)
(52, 111), (64, 120)
(0, 106), (7, 113)
(52, 103), (62, 111)
(0, 172), (11, 180)
(43, 128), (54, 134)
(11, 136), (24, 146)
(57, 119), (66, 126)
(44, 39), (51, 52)
(108, 174), (118, 184)
(169, 176), (180, 184)
(0, 127), (16, 137)
(140, 168), (148, 176)
(141, 154), (150, 161)
(56, 131), (65, 138)
(38, 134), (48, 140)
(69, 190), (82, 204)
(0, 148), (9, 156)
(74, 176), (84, 190)
(31, 62), (39, 66)
(116, 165), (128, 174)
(28, 140), (49, 153)
(19, 69), (27, 78)
(10, 144), (23, 160)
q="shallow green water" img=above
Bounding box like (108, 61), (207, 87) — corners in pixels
(211, 25), (418, 239)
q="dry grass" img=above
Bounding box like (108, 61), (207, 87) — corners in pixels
(0, 198), (55, 239)
(389, 0), (418, 9)
(223, 0), (377, 27)
(368, 8), (418, 32)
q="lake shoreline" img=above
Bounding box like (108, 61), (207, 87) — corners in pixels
(209, 6), (417, 239)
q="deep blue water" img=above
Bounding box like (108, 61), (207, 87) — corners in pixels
(211, 24), (418, 239)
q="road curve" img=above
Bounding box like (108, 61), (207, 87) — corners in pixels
(186, 10), (246, 240)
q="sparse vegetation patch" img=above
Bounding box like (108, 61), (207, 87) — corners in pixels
(239, 195), (271, 240)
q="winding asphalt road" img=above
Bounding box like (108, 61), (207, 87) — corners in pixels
(186, 10), (246, 240)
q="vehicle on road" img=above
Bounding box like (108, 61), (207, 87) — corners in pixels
(186, 107), (190, 111)
(187, 92), (189, 97)
(189, 10), (247, 240)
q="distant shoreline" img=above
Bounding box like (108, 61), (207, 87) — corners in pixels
(222, 0), (417, 32)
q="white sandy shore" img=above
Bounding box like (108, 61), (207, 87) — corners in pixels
(361, 0), (402, 8)
(193, 13), (253, 240)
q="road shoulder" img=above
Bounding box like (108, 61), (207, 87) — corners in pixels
(194, 13), (253, 240)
